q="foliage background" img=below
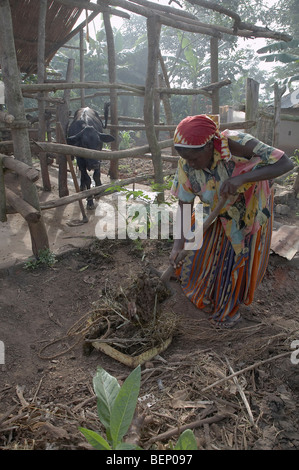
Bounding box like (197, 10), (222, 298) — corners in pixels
(24, 1), (299, 127)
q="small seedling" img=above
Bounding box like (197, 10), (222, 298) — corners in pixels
(79, 365), (198, 450)
(24, 248), (57, 270)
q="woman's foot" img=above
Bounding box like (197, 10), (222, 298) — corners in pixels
(209, 312), (241, 329)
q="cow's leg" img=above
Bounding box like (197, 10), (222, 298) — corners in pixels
(85, 172), (95, 209)
(78, 158), (95, 209)
(80, 171), (88, 191)
(77, 158), (87, 191)
(81, 169), (95, 210)
(93, 168), (101, 187)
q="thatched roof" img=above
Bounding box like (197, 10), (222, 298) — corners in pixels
(9, 0), (87, 75)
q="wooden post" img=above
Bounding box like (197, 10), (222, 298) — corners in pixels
(210, 37), (219, 114)
(56, 58), (75, 197)
(144, 16), (164, 199)
(245, 78), (259, 137)
(0, 157), (6, 222)
(154, 70), (160, 141)
(273, 82), (286, 148)
(103, 11), (119, 180)
(0, 0), (49, 256)
(56, 122), (88, 223)
(37, 0), (51, 191)
(80, 28), (85, 107)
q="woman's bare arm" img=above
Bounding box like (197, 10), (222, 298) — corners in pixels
(221, 139), (294, 197)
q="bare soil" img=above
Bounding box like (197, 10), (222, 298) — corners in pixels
(0, 160), (299, 451)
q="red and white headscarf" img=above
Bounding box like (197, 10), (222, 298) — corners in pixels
(174, 114), (221, 148)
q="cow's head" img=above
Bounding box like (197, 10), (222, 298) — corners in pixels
(67, 125), (114, 150)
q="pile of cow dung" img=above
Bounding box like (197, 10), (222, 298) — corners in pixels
(83, 269), (178, 360)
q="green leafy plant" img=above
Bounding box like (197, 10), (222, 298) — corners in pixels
(80, 365), (142, 450)
(79, 366), (198, 450)
(24, 248), (57, 270)
(173, 429), (198, 450)
(119, 130), (135, 150)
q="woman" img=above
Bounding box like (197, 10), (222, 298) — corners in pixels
(170, 114), (294, 327)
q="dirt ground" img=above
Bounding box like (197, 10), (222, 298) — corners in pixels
(0, 160), (299, 451)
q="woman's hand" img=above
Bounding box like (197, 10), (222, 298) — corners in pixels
(220, 154), (294, 199)
(220, 175), (244, 198)
(169, 238), (185, 268)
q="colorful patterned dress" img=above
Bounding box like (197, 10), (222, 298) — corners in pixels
(171, 130), (284, 323)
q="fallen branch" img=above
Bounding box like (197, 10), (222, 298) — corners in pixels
(147, 413), (229, 444)
(202, 351), (291, 392)
(225, 356), (255, 427)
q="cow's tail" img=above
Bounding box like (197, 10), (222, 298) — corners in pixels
(103, 102), (110, 129)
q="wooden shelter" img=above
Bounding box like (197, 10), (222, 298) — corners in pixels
(9, 0), (83, 75)
(0, 0), (294, 259)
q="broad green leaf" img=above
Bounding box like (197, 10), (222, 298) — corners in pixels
(93, 367), (120, 429)
(182, 37), (197, 73)
(259, 53), (299, 64)
(257, 39), (299, 54)
(79, 427), (111, 450)
(110, 365), (141, 447)
(174, 429), (198, 450)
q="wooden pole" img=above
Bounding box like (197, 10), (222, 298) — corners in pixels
(0, 0), (49, 257)
(5, 188), (41, 223)
(80, 28), (85, 107)
(103, 11), (119, 180)
(37, 0), (51, 191)
(210, 37), (219, 114)
(56, 122), (88, 223)
(0, 154), (39, 182)
(273, 82), (286, 148)
(144, 16), (164, 199)
(0, 157), (6, 222)
(56, 58), (75, 197)
(245, 78), (259, 137)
